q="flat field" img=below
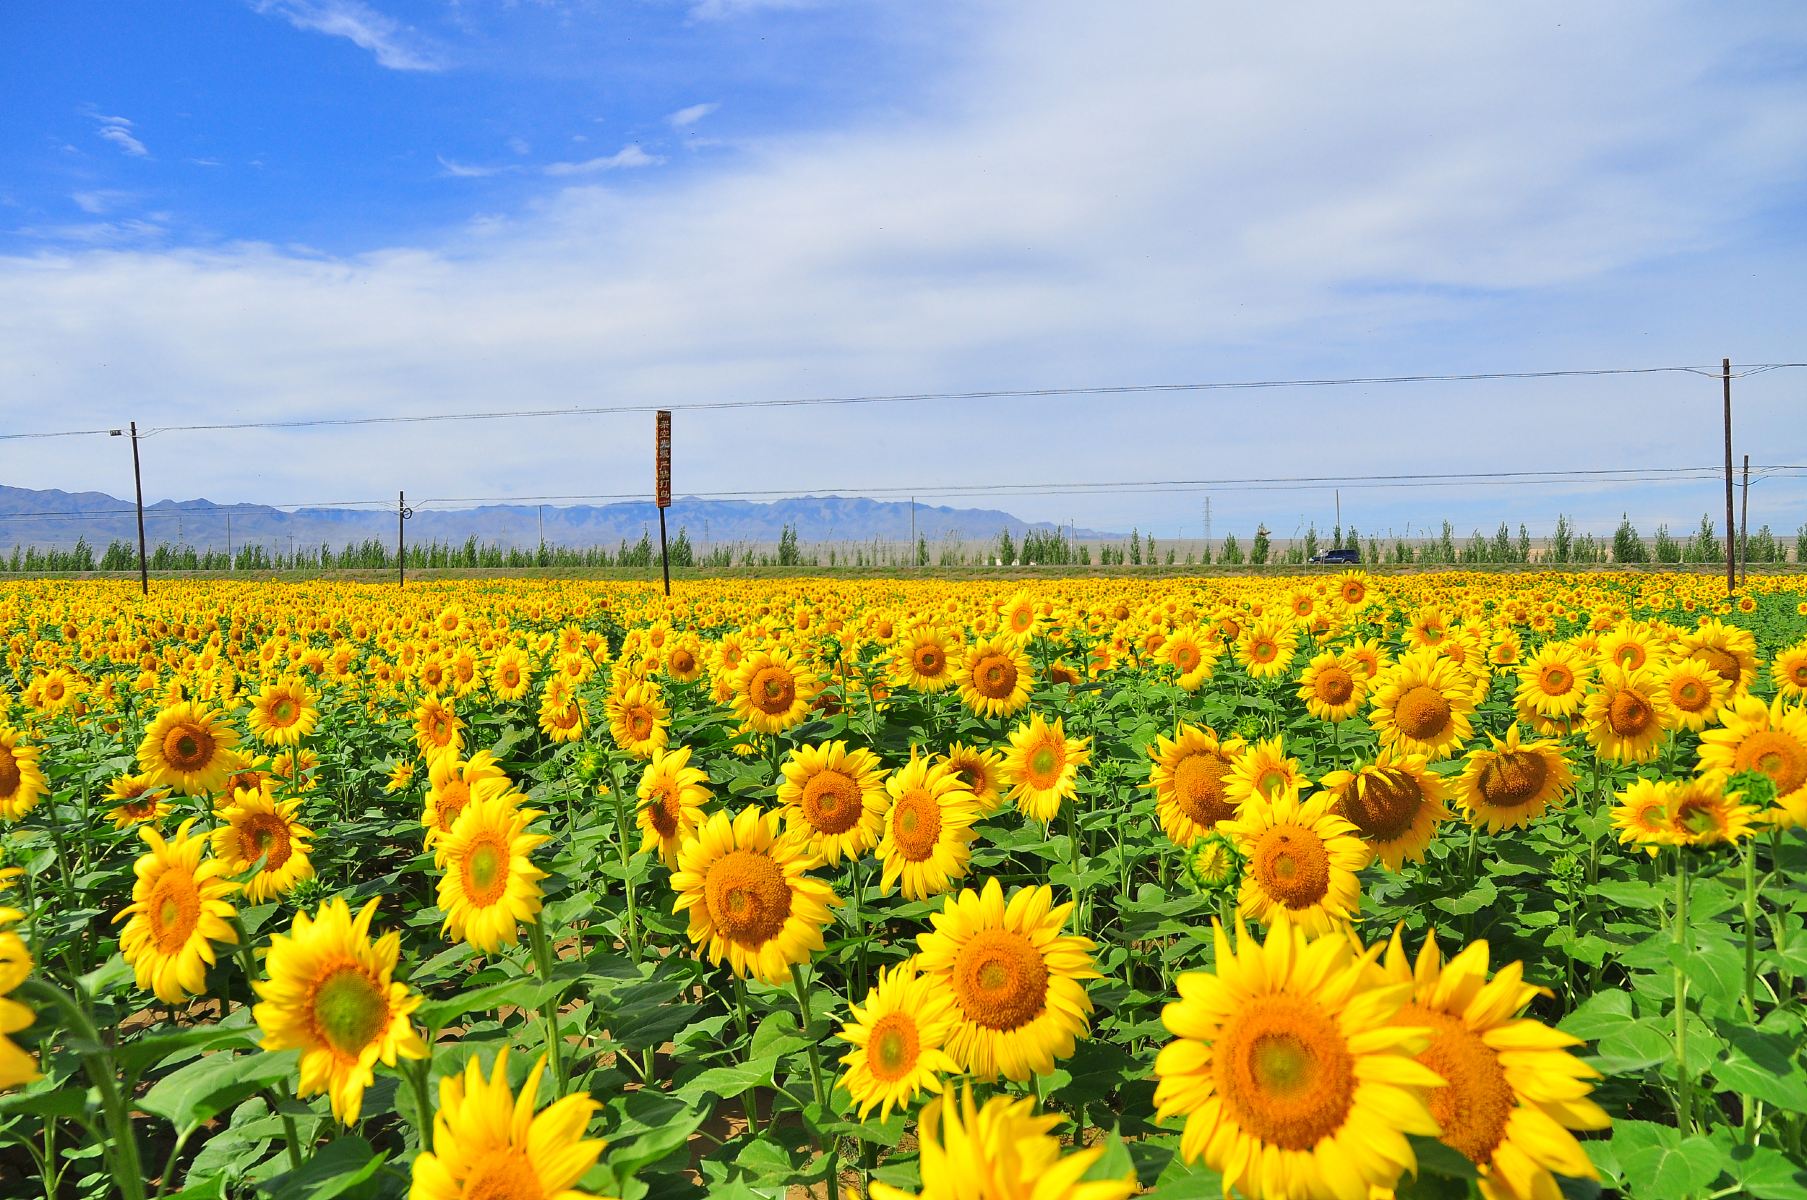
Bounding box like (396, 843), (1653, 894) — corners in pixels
(0, 572), (1804, 1200)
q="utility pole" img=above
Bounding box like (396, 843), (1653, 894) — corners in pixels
(1335, 489), (1341, 537)
(537, 504), (544, 555)
(109, 422), (149, 596)
(398, 491), (411, 587)
(1740, 454), (1750, 588)
(910, 496), (917, 567)
(226, 509), (233, 572)
(1722, 358), (1736, 595)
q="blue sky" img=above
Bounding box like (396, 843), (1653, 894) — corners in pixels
(3, 1), (1807, 545)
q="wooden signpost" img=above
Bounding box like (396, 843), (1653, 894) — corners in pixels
(656, 410), (672, 596)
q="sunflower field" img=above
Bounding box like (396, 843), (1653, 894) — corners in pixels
(0, 571), (1805, 1200)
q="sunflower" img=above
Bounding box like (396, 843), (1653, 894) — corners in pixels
(537, 679), (587, 744)
(246, 676), (318, 747)
(913, 878), (1099, 1081)
(940, 742), (1006, 812)
(1337, 569), (1370, 608)
(1657, 657), (1731, 732)
(670, 807), (839, 984)
(998, 589), (1042, 641)
(106, 773), (171, 829)
(114, 818), (240, 1003)
(1224, 735), (1304, 810)
(253, 897), (427, 1124)
(605, 679), (669, 759)
(837, 961), (960, 1121)
(1146, 724), (1246, 846)
(1514, 643), (1592, 722)
(1380, 928), (1608, 1200)
(138, 702), (241, 797)
(1221, 786), (1368, 936)
(1369, 651), (1476, 761)
(1583, 664), (1671, 764)
(1455, 725), (1575, 832)
(212, 783), (316, 903)
(1319, 748), (1450, 870)
(777, 740), (887, 865)
(1297, 651), (1368, 723)
(1162, 626), (1218, 691)
(414, 696), (465, 763)
(1698, 696), (1807, 826)
(1682, 618), (1759, 698)
(0, 911), (38, 1089)
(879, 755), (982, 899)
(437, 792), (550, 952)
(411, 1049), (607, 1200)
(422, 750), (513, 858)
(729, 647), (819, 736)
(868, 1085), (1136, 1200)
(1773, 643), (1807, 701)
(892, 625), (959, 693)
(665, 635), (706, 683)
(1154, 919), (1442, 1198)
(1236, 617), (1298, 680)
(955, 635), (1034, 720)
(999, 713), (1090, 824)
(637, 744), (712, 867)
(1611, 779), (1676, 855)
(1598, 622), (1659, 673)
(1664, 777), (1760, 847)
(490, 647), (532, 701)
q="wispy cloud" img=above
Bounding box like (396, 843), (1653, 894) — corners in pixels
(87, 111), (148, 157)
(542, 145), (661, 176)
(250, 0), (445, 71)
(72, 189), (137, 215)
(667, 103), (718, 129)
(436, 155), (516, 179)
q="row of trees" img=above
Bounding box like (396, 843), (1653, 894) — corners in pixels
(4, 516), (1804, 574)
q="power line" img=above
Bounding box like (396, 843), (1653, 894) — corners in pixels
(2, 362), (1803, 442)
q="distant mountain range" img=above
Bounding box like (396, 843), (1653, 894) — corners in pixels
(0, 484), (1122, 551)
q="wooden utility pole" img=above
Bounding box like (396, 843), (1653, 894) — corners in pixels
(1722, 358), (1735, 595)
(655, 410), (672, 597)
(910, 496), (917, 567)
(112, 421), (149, 596)
(398, 491), (410, 587)
(226, 509), (233, 572)
(1740, 454), (1751, 588)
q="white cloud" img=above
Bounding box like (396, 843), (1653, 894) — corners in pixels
(7, 2), (1807, 535)
(87, 112), (148, 157)
(72, 190), (137, 215)
(667, 103), (718, 129)
(541, 145), (660, 175)
(250, 0), (445, 71)
(436, 155), (516, 178)
(507, 136), (532, 156)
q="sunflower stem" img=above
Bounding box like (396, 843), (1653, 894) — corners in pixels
(732, 976), (761, 1137)
(529, 916), (568, 1093)
(400, 1053), (434, 1155)
(606, 758), (643, 964)
(792, 962), (845, 1200)
(18, 978), (146, 1200)
(1673, 848), (1694, 1132)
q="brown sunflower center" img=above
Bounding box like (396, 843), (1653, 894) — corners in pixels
(1314, 667), (1355, 706)
(501, 665), (521, 688)
(309, 966), (390, 1060)
(970, 653), (1019, 700)
(237, 813), (294, 871)
(1249, 825), (1331, 908)
(1215, 993), (1355, 1151)
(1249, 639), (1277, 664)
(1477, 751), (1549, 808)
(799, 769), (863, 835)
(1394, 686), (1452, 741)
(0, 748), (18, 796)
(912, 645), (944, 676)
(163, 723), (216, 772)
(749, 667), (797, 715)
(147, 870), (201, 952)
(1173, 645), (1201, 672)
(1734, 730), (1807, 797)
(670, 649), (696, 674)
(1172, 751), (1235, 825)
(1607, 688), (1655, 736)
(1024, 738), (1065, 790)
(1696, 646), (1742, 688)
(463, 1148), (542, 1200)
(1615, 643), (1646, 670)
(269, 696), (298, 726)
(1673, 678), (1707, 709)
(867, 1012), (921, 1082)
(627, 708), (655, 740)
(951, 928), (1048, 1031)
(889, 790), (942, 861)
(461, 833), (510, 906)
(1538, 665), (1573, 696)
(704, 849), (792, 947)
(1408, 1005), (1514, 1165)
(1341, 770), (1423, 842)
